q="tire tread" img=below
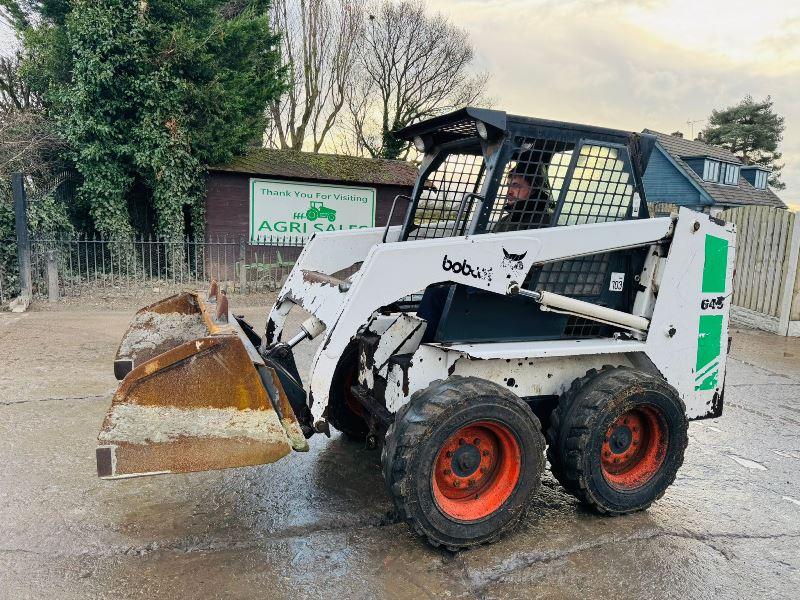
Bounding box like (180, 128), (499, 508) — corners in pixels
(383, 376), (545, 550)
(546, 366), (688, 515)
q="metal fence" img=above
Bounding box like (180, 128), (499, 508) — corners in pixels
(15, 234), (306, 299)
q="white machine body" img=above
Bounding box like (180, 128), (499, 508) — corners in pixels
(267, 207), (735, 422)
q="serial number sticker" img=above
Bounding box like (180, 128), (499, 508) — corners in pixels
(609, 272), (625, 292)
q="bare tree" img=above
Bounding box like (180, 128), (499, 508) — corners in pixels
(344, 1), (489, 159)
(0, 51), (59, 179)
(0, 52), (36, 113)
(267, 0), (363, 152)
(0, 109), (64, 177)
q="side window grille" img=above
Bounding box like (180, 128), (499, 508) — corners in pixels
(556, 144), (634, 226)
(407, 153), (485, 240)
(527, 253), (610, 297)
(563, 315), (604, 338)
(490, 137), (575, 232)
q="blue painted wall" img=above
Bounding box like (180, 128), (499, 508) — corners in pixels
(642, 146), (704, 206)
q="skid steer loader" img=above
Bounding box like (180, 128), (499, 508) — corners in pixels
(97, 108), (735, 550)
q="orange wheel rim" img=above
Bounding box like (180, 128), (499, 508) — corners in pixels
(601, 406), (668, 490)
(432, 421), (521, 521)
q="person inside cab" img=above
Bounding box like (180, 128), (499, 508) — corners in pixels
(493, 148), (556, 232)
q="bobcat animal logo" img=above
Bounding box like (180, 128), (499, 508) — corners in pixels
(502, 248), (527, 271)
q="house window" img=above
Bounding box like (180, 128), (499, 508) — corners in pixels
(702, 159), (739, 185)
(703, 159), (720, 182)
(721, 163), (740, 185)
(754, 170), (768, 189)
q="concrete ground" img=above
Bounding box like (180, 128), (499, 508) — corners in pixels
(1, 299), (799, 599)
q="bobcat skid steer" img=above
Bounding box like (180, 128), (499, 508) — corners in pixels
(97, 108), (735, 550)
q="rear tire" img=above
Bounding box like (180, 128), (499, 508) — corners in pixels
(383, 376), (545, 550)
(546, 366), (688, 515)
(327, 343), (369, 441)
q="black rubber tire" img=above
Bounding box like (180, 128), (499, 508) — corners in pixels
(382, 376), (546, 551)
(546, 365), (689, 515)
(327, 343), (369, 441)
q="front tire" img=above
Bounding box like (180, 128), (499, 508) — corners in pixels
(546, 366), (688, 515)
(383, 376), (545, 550)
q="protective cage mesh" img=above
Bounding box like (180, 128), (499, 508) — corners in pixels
(525, 250), (623, 338)
(556, 144), (634, 225)
(490, 137), (575, 232)
(530, 253), (611, 297)
(563, 315), (605, 337)
(407, 153), (485, 240)
(437, 119), (479, 143)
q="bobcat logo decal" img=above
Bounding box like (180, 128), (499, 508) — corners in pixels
(502, 248), (527, 271)
(442, 255), (493, 282)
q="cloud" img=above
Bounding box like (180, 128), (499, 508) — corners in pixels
(427, 0), (800, 202)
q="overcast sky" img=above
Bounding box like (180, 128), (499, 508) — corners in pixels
(2, 2), (798, 208)
(428, 0), (800, 209)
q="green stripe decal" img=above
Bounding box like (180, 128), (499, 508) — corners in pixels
(702, 235), (729, 293)
(696, 234), (728, 390)
(695, 314), (723, 391)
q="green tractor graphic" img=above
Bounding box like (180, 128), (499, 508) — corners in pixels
(306, 200), (337, 222)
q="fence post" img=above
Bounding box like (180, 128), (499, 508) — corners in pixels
(238, 237), (247, 293)
(47, 250), (59, 303)
(11, 173), (32, 297)
(778, 213), (800, 336)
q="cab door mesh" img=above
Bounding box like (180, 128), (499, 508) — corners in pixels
(488, 137), (575, 232)
(524, 141), (641, 337)
(554, 142), (636, 225)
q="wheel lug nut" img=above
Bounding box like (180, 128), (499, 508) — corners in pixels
(473, 438), (480, 445)
(445, 451), (452, 458)
(444, 468), (451, 475)
(453, 479), (461, 487)
(482, 450), (490, 456)
(467, 479), (475, 487)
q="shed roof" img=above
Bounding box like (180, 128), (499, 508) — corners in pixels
(644, 130), (786, 209)
(211, 148), (417, 187)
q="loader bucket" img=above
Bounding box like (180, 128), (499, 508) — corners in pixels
(96, 282), (307, 479)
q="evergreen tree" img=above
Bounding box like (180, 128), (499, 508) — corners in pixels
(698, 96), (785, 191)
(5, 0), (286, 237)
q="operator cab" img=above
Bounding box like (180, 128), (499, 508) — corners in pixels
(391, 108), (657, 344)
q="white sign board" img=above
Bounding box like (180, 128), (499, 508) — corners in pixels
(249, 178), (376, 242)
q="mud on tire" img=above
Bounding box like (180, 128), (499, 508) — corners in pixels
(382, 376), (546, 550)
(546, 366), (689, 515)
(327, 343), (369, 441)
